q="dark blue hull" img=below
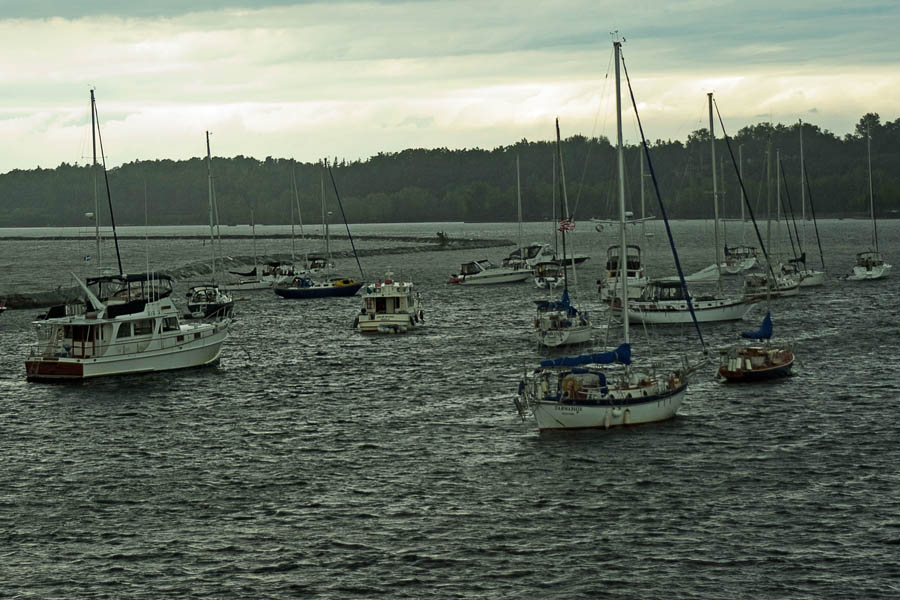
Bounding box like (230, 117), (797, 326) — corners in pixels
(274, 282), (363, 299)
(718, 359), (793, 382)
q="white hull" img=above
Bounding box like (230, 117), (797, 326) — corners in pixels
(798, 270), (826, 287)
(457, 270), (531, 285)
(531, 386), (685, 431)
(847, 263), (891, 281)
(73, 330), (223, 378)
(619, 298), (753, 324)
(535, 323), (592, 347)
(357, 313), (422, 334)
(27, 320), (229, 380)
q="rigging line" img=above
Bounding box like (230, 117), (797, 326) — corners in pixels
(621, 51), (705, 350)
(712, 99), (777, 283)
(777, 157), (803, 262)
(555, 119), (569, 291)
(803, 163), (827, 272)
(325, 159), (365, 280)
(92, 97), (123, 276)
(571, 46), (616, 219)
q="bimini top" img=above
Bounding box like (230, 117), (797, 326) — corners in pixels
(741, 311), (773, 340)
(540, 343), (631, 367)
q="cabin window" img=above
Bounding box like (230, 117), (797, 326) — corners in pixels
(376, 297), (387, 313)
(133, 319), (154, 336)
(163, 317), (179, 332)
(117, 323), (132, 338)
(72, 325), (93, 342)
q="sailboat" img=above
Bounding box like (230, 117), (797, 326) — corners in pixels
(223, 208), (275, 291)
(533, 119), (592, 348)
(186, 132), (235, 319)
(516, 39), (701, 431)
(716, 114), (794, 382)
(618, 93), (755, 324)
(790, 119), (826, 287)
(26, 94), (230, 380)
(718, 312), (793, 381)
(742, 142), (801, 300)
(274, 160), (365, 299)
(847, 125), (891, 281)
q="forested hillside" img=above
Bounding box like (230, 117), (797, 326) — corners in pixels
(1, 113), (897, 227)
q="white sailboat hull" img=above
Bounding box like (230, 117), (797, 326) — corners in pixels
(618, 297), (753, 324)
(798, 270), (826, 287)
(535, 323), (592, 347)
(847, 263), (891, 281)
(531, 386), (686, 431)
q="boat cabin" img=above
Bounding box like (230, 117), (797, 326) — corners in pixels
(605, 244), (643, 279)
(856, 251), (884, 268)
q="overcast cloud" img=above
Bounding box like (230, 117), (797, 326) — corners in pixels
(0, 0), (897, 171)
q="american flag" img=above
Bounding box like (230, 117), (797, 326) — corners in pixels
(557, 218), (575, 232)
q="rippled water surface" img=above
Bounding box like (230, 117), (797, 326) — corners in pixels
(2, 220), (899, 598)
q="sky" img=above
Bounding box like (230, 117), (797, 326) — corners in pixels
(1, 0), (898, 172)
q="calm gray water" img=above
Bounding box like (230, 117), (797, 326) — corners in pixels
(1, 219), (899, 598)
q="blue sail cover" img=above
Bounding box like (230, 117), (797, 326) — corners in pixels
(540, 343), (632, 367)
(535, 288), (578, 315)
(741, 311), (773, 340)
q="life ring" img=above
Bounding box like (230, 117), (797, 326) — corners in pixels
(562, 376), (580, 397)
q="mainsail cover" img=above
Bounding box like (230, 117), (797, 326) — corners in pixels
(741, 311), (773, 340)
(540, 343), (631, 367)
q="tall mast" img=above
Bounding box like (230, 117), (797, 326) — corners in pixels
(250, 207), (257, 271)
(290, 165), (296, 264)
(739, 144), (746, 242)
(516, 154), (523, 261)
(766, 140), (773, 290)
(206, 131), (217, 283)
(799, 119), (806, 244)
(321, 163), (331, 265)
(90, 90), (101, 271)
(867, 124), (878, 252)
(639, 147), (645, 219)
(614, 40), (629, 345)
(708, 92), (722, 295)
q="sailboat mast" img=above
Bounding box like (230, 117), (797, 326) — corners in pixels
(766, 140), (774, 292)
(321, 165), (330, 263)
(708, 93), (723, 295)
(90, 90), (101, 271)
(555, 120), (569, 290)
(639, 148), (645, 219)
(516, 154), (523, 261)
(614, 41), (629, 345)
(251, 207), (257, 271)
(206, 131), (217, 283)
(867, 124), (878, 252)
(799, 119), (806, 241)
(290, 166), (296, 264)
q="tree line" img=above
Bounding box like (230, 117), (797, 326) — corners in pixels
(1, 113), (897, 228)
